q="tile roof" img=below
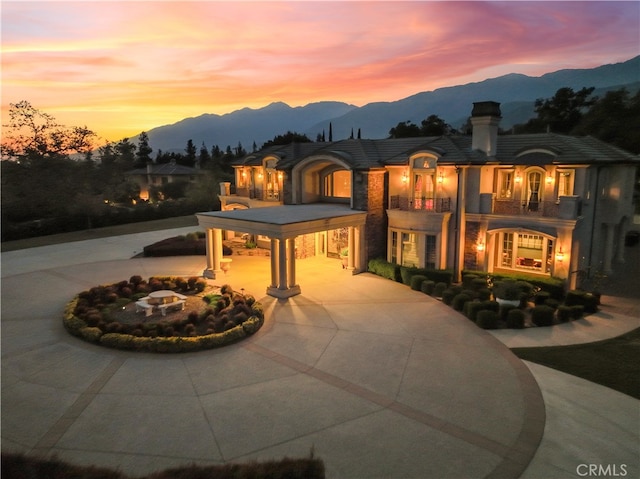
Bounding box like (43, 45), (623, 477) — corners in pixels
(126, 163), (204, 175)
(234, 134), (639, 170)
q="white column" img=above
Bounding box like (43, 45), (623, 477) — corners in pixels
(213, 228), (223, 274)
(270, 238), (278, 288)
(347, 226), (355, 270)
(203, 228), (215, 278)
(287, 238), (296, 287)
(278, 238), (288, 290)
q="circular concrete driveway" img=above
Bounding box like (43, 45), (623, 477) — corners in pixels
(1, 239), (544, 478)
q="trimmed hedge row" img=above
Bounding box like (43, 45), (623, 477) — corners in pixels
(368, 258), (452, 286)
(462, 269), (566, 300)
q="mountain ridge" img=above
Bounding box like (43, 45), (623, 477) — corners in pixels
(142, 56), (639, 152)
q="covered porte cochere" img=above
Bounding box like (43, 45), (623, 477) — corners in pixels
(196, 204), (367, 299)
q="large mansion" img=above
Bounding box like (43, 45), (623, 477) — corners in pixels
(197, 102), (639, 298)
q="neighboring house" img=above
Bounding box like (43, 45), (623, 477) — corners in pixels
(125, 161), (203, 200)
(197, 101), (639, 298)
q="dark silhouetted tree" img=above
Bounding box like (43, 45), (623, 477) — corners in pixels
(388, 120), (421, 138)
(134, 132), (152, 168)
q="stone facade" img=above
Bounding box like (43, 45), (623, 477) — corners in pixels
(360, 170), (388, 260)
(464, 221), (481, 271)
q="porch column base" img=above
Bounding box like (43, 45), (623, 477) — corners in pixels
(266, 284), (301, 299)
(203, 268), (223, 279)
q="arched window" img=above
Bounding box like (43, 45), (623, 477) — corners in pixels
(525, 168), (545, 211)
(411, 155), (438, 210)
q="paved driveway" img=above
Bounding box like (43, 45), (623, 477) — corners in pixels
(1, 234), (544, 478)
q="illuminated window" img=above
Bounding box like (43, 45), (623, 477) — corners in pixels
(499, 232), (553, 273)
(496, 170), (514, 199)
(323, 169), (351, 198)
(557, 170), (574, 199)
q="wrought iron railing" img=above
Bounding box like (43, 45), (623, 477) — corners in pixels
(389, 196), (452, 212)
(493, 199), (560, 217)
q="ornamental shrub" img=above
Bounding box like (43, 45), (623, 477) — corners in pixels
(464, 301), (485, 322)
(452, 293), (472, 311)
(433, 282), (447, 297)
(471, 277), (488, 292)
(534, 291), (551, 305)
(544, 298), (560, 310)
(367, 257), (399, 281)
(570, 305), (585, 320)
(531, 305), (555, 327)
(565, 290), (586, 306)
(481, 300), (500, 313)
(499, 304), (517, 322)
(506, 309), (526, 329)
(441, 289), (456, 306)
(462, 274), (478, 289)
(557, 305), (572, 322)
(420, 280), (435, 295)
(476, 310), (499, 329)
(477, 288), (491, 301)
(410, 275), (428, 291)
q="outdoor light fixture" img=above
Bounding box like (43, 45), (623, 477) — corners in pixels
(476, 242), (485, 252)
(257, 171), (263, 180)
(402, 171), (408, 183)
(437, 172), (444, 184)
(555, 247), (564, 262)
(278, 172), (283, 180)
(546, 174), (554, 185)
(515, 172), (522, 184)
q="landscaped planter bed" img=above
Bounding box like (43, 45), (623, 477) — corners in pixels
(63, 275), (264, 353)
(367, 258), (600, 330)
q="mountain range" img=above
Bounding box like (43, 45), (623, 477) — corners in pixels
(143, 56), (640, 153)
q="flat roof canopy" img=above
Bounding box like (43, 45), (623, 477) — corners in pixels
(197, 204), (367, 239)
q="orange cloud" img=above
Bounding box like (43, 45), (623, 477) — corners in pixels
(2, 1), (638, 142)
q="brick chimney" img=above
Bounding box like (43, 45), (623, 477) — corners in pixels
(471, 101), (501, 157)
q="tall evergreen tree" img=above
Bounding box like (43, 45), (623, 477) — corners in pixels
(184, 139), (197, 167)
(134, 132), (152, 168)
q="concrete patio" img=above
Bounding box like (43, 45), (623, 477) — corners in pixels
(1, 227), (637, 478)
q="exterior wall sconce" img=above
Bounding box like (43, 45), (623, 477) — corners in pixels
(401, 171), (408, 183)
(476, 242), (485, 252)
(277, 171), (283, 180)
(241, 170), (246, 178)
(555, 247), (564, 262)
(437, 172), (444, 184)
(257, 171), (263, 180)
(546, 174), (554, 185)
(514, 172), (522, 184)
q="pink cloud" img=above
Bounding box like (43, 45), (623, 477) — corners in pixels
(2, 1), (638, 141)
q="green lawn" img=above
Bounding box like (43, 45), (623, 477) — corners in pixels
(512, 328), (640, 399)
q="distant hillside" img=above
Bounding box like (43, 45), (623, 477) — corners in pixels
(145, 101), (356, 153)
(142, 56), (639, 151)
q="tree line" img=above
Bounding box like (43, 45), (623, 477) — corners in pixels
(2, 86), (638, 241)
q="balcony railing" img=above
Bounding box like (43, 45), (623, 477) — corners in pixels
(389, 195), (452, 212)
(229, 186), (280, 201)
(492, 199), (560, 217)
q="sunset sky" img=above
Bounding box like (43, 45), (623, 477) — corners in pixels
(2, 1), (638, 144)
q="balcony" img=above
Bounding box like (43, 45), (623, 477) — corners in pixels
(480, 194), (580, 219)
(389, 195), (452, 212)
(233, 186), (280, 201)
(493, 199), (559, 217)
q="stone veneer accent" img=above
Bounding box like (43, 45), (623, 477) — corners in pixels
(355, 170), (388, 261)
(295, 233), (316, 259)
(464, 221), (481, 270)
